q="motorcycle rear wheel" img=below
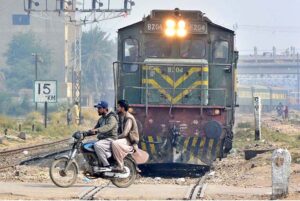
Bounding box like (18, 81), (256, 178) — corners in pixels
(111, 158), (137, 188)
(49, 158), (78, 188)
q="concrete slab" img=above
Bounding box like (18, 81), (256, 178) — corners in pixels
(205, 184), (272, 196)
(94, 184), (191, 200)
(0, 182), (93, 199)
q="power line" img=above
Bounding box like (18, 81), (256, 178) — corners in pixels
(233, 24), (300, 33)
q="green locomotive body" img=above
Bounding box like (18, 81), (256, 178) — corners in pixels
(114, 9), (238, 165)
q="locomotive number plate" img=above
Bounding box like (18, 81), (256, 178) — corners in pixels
(144, 20), (208, 34)
(144, 21), (163, 33)
(167, 67), (184, 73)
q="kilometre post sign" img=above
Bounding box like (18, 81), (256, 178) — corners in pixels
(34, 81), (57, 103)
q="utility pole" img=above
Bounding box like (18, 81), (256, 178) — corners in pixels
(297, 53), (299, 109)
(32, 52), (39, 111)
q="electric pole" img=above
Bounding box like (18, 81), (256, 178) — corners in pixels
(32, 52), (39, 111)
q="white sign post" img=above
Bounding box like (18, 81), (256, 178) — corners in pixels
(253, 96), (261, 140)
(272, 149), (291, 199)
(34, 81), (57, 103)
(34, 81), (57, 128)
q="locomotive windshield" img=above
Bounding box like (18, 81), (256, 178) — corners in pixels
(180, 39), (206, 59)
(144, 37), (206, 59)
(144, 38), (172, 58)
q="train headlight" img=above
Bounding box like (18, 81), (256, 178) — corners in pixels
(214, 109), (221, 115)
(165, 28), (176, 37)
(177, 29), (187, 37)
(165, 19), (176, 37)
(207, 109), (221, 116)
(166, 19), (176, 28)
(164, 19), (187, 37)
(178, 20), (186, 28)
(177, 20), (187, 37)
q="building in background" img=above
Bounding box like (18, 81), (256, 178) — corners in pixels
(0, 0), (75, 101)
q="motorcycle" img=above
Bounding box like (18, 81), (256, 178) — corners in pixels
(49, 131), (138, 188)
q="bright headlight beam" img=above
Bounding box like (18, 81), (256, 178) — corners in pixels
(178, 20), (186, 28)
(177, 29), (187, 37)
(166, 19), (176, 28)
(164, 19), (187, 37)
(165, 28), (176, 37)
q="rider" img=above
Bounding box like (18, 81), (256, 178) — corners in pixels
(85, 100), (118, 171)
(111, 99), (139, 172)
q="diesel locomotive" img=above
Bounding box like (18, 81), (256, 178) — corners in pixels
(113, 8), (238, 165)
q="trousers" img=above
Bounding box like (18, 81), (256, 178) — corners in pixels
(94, 138), (114, 167)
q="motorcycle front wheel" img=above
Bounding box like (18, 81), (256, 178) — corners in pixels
(49, 158), (78, 188)
(111, 158), (137, 188)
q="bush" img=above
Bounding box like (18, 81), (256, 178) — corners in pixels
(0, 115), (15, 129)
(25, 112), (43, 123)
(237, 122), (252, 128)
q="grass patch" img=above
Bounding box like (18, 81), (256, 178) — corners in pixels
(237, 122), (252, 129)
(234, 126), (299, 150)
(0, 115), (15, 129)
(0, 109), (98, 141)
(262, 128), (299, 149)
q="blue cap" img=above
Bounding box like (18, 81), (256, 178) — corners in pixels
(94, 101), (108, 109)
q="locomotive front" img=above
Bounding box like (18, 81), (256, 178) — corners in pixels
(114, 9), (238, 165)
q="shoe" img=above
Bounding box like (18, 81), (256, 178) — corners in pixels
(112, 166), (124, 173)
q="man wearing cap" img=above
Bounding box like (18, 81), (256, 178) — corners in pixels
(88, 101), (118, 169)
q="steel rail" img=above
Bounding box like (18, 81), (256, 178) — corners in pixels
(0, 138), (71, 171)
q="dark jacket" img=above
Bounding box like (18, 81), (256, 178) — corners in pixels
(94, 111), (118, 140)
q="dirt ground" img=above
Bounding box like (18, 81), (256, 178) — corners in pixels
(212, 109), (300, 200)
(0, 110), (300, 199)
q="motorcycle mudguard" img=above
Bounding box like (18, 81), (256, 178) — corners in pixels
(126, 155), (140, 172)
(54, 155), (79, 171)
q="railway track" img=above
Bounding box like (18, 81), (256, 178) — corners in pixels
(78, 182), (111, 200)
(0, 138), (71, 171)
(186, 172), (209, 200)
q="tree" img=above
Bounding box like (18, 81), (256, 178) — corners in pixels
(81, 27), (116, 99)
(3, 32), (52, 91)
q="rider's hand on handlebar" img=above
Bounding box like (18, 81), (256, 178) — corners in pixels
(83, 129), (96, 136)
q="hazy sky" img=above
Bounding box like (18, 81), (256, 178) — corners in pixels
(87, 0), (300, 55)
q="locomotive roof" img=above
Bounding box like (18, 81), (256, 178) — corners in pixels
(118, 9), (234, 33)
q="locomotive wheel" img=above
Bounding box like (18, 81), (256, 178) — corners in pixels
(111, 158), (137, 188)
(49, 158), (78, 188)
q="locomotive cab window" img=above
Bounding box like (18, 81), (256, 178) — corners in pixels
(144, 38), (172, 58)
(123, 38), (139, 72)
(180, 40), (206, 59)
(213, 41), (229, 63)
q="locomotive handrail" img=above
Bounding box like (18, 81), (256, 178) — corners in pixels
(122, 86), (227, 114)
(113, 60), (209, 67)
(113, 60), (233, 67)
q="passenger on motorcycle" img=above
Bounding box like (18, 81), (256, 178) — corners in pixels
(111, 99), (139, 172)
(84, 100), (118, 171)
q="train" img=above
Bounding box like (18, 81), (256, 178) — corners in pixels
(237, 85), (288, 112)
(113, 8), (238, 165)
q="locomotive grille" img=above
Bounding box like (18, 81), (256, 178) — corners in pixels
(142, 65), (209, 105)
